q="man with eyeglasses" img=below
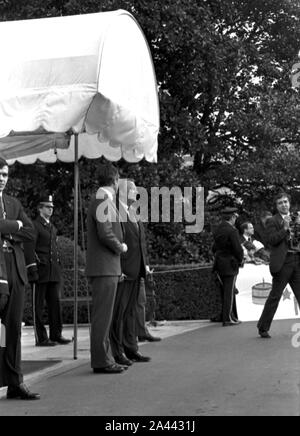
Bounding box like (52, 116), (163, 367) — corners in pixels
(25, 195), (71, 347)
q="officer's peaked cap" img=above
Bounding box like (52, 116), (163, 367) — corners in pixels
(221, 206), (238, 215)
(38, 195), (54, 207)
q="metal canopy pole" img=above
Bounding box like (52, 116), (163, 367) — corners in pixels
(73, 133), (79, 360)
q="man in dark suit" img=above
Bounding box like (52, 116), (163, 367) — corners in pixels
(0, 157), (40, 400)
(24, 195), (71, 347)
(86, 164), (128, 374)
(257, 192), (300, 338)
(212, 207), (244, 326)
(110, 179), (151, 365)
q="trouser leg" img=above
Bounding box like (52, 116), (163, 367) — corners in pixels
(110, 281), (132, 358)
(34, 283), (48, 344)
(90, 276), (118, 369)
(46, 282), (63, 342)
(257, 259), (293, 332)
(1, 253), (24, 387)
(123, 279), (140, 354)
(135, 279), (148, 337)
(221, 275), (236, 323)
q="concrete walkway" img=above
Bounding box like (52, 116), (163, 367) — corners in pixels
(1, 319), (300, 416)
(0, 320), (207, 399)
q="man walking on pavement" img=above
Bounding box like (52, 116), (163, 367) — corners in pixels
(0, 157), (40, 400)
(257, 192), (300, 338)
(24, 195), (71, 347)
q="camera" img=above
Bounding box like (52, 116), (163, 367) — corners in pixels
(290, 212), (300, 250)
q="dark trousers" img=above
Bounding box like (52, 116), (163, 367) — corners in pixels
(90, 276), (119, 369)
(136, 278), (149, 337)
(110, 278), (140, 358)
(1, 252), (24, 388)
(33, 281), (62, 344)
(220, 274), (237, 322)
(258, 253), (300, 332)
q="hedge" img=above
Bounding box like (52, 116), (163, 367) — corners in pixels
(23, 263), (222, 325)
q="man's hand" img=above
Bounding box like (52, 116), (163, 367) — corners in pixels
(283, 216), (291, 231)
(16, 220), (24, 231)
(27, 265), (39, 284)
(121, 243), (128, 253)
(146, 265), (154, 275)
(118, 273), (128, 283)
(0, 294), (8, 317)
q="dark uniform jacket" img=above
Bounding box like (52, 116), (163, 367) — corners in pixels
(24, 215), (61, 283)
(2, 195), (35, 286)
(266, 213), (290, 275)
(212, 221), (244, 277)
(118, 202), (149, 280)
(85, 193), (124, 277)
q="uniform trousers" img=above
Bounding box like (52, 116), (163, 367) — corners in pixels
(258, 252), (300, 332)
(90, 276), (119, 369)
(33, 281), (62, 344)
(0, 252), (24, 388)
(219, 274), (237, 322)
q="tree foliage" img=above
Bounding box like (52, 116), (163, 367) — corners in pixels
(1, 0), (300, 263)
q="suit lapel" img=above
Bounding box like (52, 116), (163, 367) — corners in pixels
(275, 213), (284, 228)
(3, 194), (12, 219)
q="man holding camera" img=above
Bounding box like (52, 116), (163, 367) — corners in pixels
(257, 192), (300, 338)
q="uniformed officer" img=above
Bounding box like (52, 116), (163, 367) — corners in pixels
(212, 207), (244, 326)
(25, 195), (71, 346)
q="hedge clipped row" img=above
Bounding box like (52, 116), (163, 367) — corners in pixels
(24, 264), (222, 325)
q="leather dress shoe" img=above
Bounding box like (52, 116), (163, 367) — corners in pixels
(138, 335), (161, 342)
(36, 339), (57, 347)
(115, 354), (133, 366)
(231, 317), (242, 324)
(7, 383), (40, 400)
(223, 321), (240, 327)
(125, 351), (151, 362)
(93, 364), (125, 374)
(259, 330), (271, 339)
(52, 336), (72, 345)
(210, 316), (222, 323)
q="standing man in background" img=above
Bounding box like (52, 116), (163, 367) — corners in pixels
(86, 164), (128, 374)
(110, 179), (152, 365)
(24, 195), (71, 347)
(0, 157), (40, 400)
(212, 207), (244, 326)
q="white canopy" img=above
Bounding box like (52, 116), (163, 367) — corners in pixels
(0, 10), (159, 163)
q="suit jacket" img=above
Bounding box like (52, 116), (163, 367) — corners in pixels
(212, 221), (244, 276)
(0, 218), (24, 295)
(2, 194), (35, 285)
(266, 213), (290, 274)
(24, 215), (61, 283)
(119, 203), (148, 280)
(85, 192), (124, 277)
